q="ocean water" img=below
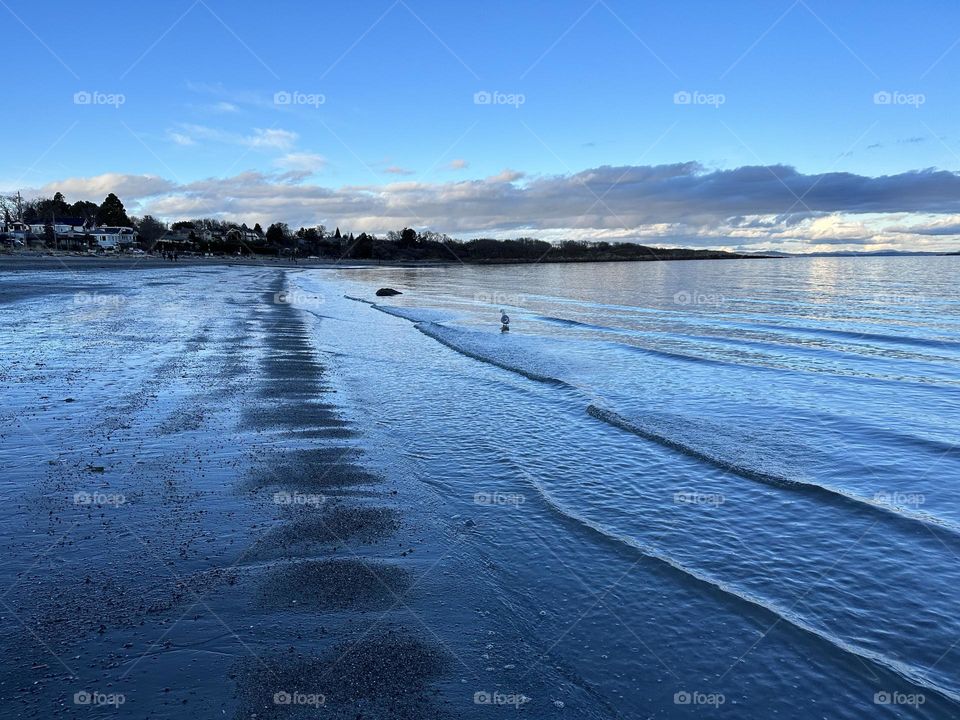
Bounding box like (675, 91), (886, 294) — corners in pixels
(294, 255), (960, 718)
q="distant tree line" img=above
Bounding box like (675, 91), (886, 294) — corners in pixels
(3, 190), (764, 262)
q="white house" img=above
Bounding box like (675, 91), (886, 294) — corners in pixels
(90, 226), (137, 250)
(53, 220), (89, 235)
(198, 228), (224, 242)
(25, 218), (90, 239)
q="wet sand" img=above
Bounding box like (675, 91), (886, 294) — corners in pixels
(0, 268), (456, 718)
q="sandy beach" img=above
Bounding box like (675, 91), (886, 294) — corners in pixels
(0, 266), (470, 718)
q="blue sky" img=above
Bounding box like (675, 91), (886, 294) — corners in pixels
(4, 0), (960, 251)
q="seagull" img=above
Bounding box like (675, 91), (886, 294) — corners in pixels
(500, 309), (510, 331)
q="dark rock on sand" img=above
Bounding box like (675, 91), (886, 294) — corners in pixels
(375, 287), (402, 296)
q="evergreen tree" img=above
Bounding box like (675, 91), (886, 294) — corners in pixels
(96, 193), (131, 226)
(266, 222), (290, 245)
(136, 215), (167, 247)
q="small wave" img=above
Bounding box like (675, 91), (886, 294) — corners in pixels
(615, 340), (752, 370)
(747, 321), (960, 351)
(354, 300), (575, 386)
(514, 314), (739, 369)
(415, 322), (571, 386)
(535, 315), (610, 331)
(373, 305), (457, 324)
(586, 404), (960, 537)
(523, 468), (960, 707)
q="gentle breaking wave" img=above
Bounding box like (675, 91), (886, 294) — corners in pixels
(525, 470), (960, 708)
(585, 404), (960, 536)
(415, 321), (573, 387)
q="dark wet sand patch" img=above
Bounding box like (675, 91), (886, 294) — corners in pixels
(261, 353), (317, 364)
(257, 377), (329, 391)
(243, 445), (380, 493)
(256, 387), (329, 402)
(284, 447), (365, 465)
(259, 365), (328, 383)
(242, 403), (347, 430)
(258, 558), (408, 610)
(246, 505), (400, 561)
(284, 427), (358, 440)
(234, 631), (449, 720)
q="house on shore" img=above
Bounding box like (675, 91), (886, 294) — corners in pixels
(1, 220), (31, 245)
(225, 226), (264, 245)
(89, 226), (138, 251)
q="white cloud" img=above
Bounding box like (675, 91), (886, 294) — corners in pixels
(384, 165), (415, 175)
(488, 168), (524, 183)
(184, 81), (276, 110)
(173, 124), (298, 151)
(449, 158), (469, 170)
(36, 173), (175, 202)
(169, 132), (196, 146)
(245, 128), (298, 150)
(275, 152), (327, 173)
(21, 163), (960, 252)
